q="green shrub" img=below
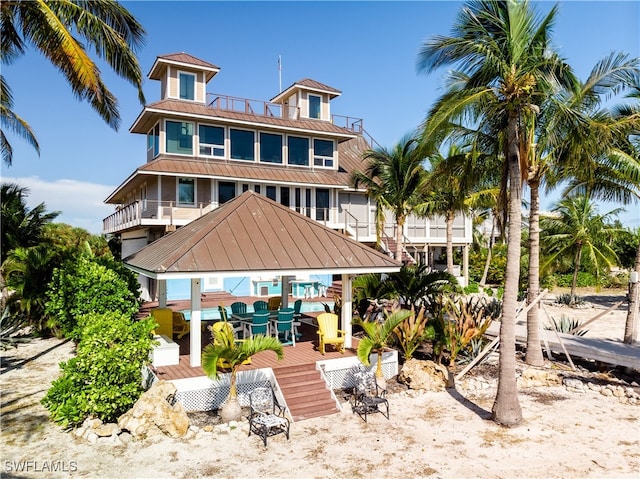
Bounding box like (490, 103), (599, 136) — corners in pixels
(463, 282), (479, 294)
(41, 312), (156, 428)
(46, 255), (140, 338)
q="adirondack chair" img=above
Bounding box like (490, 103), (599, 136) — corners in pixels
(172, 311), (190, 339)
(316, 312), (345, 354)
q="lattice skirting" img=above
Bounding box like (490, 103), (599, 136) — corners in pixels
(144, 351), (398, 412)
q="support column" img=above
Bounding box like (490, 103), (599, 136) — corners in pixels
(342, 273), (353, 348)
(158, 280), (168, 308)
(189, 278), (202, 368)
(463, 244), (470, 288)
(281, 275), (291, 309)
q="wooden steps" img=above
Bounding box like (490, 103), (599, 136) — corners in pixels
(274, 363), (340, 421)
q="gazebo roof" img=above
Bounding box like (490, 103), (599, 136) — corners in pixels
(124, 191), (401, 279)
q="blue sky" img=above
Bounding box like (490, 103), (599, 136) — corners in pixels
(2, 1), (639, 234)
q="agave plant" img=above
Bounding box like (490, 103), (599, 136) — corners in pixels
(544, 315), (589, 336)
(353, 309), (411, 379)
(202, 324), (283, 422)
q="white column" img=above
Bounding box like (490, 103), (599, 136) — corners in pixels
(342, 273), (353, 348)
(189, 278), (202, 368)
(158, 280), (168, 308)
(463, 244), (470, 288)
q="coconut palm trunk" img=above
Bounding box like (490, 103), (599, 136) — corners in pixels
(446, 211), (454, 274)
(491, 114), (523, 426)
(526, 178), (544, 365)
(396, 215), (406, 262)
(624, 242), (640, 344)
(479, 215), (496, 288)
(571, 245), (583, 300)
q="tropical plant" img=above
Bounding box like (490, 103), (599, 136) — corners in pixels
(392, 306), (428, 360)
(0, 75), (38, 165)
(541, 195), (622, 301)
(555, 293), (585, 306)
(384, 263), (459, 311)
(1, 0), (146, 165)
(0, 305), (31, 349)
(41, 312), (156, 427)
(353, 309), (411, 380)
(436, 296), (500, 364)
(417, 0), (577, 425)
(202, 326), (283, 423)
(46, 254), (140, 338)
(544, 315), (588, 336)
(352, 273), (392, 319)
(351, 134), (427, 261)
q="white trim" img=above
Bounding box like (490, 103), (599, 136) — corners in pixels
(176, 70), (197, 101)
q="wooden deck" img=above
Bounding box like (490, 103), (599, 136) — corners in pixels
(152, 319), (357, 381)
(485, 320), (640, 370)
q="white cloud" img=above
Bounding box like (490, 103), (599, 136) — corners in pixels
(3, 176), (115, 234)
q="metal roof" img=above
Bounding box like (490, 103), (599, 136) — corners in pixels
(124, 191), (401, 279)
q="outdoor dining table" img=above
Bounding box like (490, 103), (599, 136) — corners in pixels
(231, 311), (280, 337)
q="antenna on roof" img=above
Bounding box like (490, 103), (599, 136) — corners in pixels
(278, 54), (282, 92)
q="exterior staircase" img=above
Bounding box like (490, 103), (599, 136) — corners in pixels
(382, 238), (416, 264)
(273, 363), (340, 421)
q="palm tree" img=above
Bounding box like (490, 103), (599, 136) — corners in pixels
(419, 143), (475, 275)
(351, 134), (427, 261)
(524, 52), (640, 364)
(541, 195), (623, 300)
(0, 0), (146, 165)
(202, 327), (283, 423)
(0, 76), (39, 166)
(353, 310), (411, 385)
(417, 0), (577, 426)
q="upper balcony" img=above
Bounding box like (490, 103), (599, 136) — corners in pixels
(205, 93), (364, 134)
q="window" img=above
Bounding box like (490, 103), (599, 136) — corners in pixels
(147, 123), (159, 158)
(288, 136), (309, 166)
(313, 139), (334, 167)
(295, 188), (301, 213)
(316, 189), (329, 221)
(305, 189), (311, 218)
(259, 132), (283, 163)
(255, 185), (261, 194)
(179, 72), (195, 100)
(280, 187), (290, 207)
(266, 185), (276, 201)
(199, 125), (224, 157)
(230, 128), (255, 161)
(178, 178), (195, 206)
(242, 183), (249, 192)
(218, 182), (236, 204)
(309, 94), (321, 119)
(166, 121), (193, 155)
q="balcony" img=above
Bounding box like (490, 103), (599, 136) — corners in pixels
(206, 93), (364, 133)
(103, 199), (339, 235)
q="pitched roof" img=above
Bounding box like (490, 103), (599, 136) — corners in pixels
(271, 78), (341, 103)
(130, 99), (358, 139)
(148, 53), (220, 81)
(123, 191), (401, 279)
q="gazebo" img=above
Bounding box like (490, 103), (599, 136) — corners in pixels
(123, 191), (402, 367)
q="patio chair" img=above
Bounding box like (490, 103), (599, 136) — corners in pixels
(248, 386), (290, 447)
(231, 301), (248, 315)
(150, 308), (173, 337)
(292, 299), (303, 340)
(267, 296), (282, 311)
(316, 312), (345, 355)
(172, 311), (190, 339)
(210, 321), (250, 368)
(274, 308), (295, 346)
(245, 310), (270, 338)
(218, 305), (230, 322)
(350, 367), (389, 422)
(253, 300), (269, 312)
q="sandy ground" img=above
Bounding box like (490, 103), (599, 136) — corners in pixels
(1, 289), (639, 479)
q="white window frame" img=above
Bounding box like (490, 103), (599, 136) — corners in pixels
(308, 94), (322, 119)
(165, 120), (194, 156)
(178, 70), (196, 101)
(177, 177), (196, 206)
(198, 124), (225, 158)
(313, 138), (335, 168)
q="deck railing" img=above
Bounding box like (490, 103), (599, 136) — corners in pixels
(205, 93), (364, 133)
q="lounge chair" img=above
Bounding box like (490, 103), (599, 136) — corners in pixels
(316, 312), (345, 354)
(248, 387), (290, 447)
(172, 311), (190, 339)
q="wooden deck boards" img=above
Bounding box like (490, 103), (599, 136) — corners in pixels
(485, 321), (640, 370)
(153, 320), (356, 381)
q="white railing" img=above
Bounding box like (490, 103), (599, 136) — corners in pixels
(103, 200), (213, 233)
